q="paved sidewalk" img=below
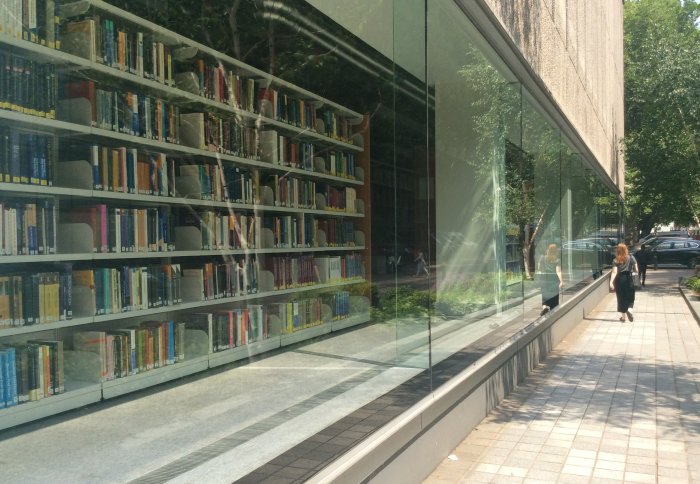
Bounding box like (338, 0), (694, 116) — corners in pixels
(424, 268), (699, 484)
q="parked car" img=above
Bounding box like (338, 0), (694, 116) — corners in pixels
(641, 236), (695, 250)
(578, 237), (617, 256)
(562, 239), (612, 270)
(640, 230), (690, 245)
(649, 239), (700, 268)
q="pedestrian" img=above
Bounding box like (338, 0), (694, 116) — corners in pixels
(538, 243), (564, 316)
(609, 243), (638, 322)
(414, 249), (428, 277)
(635, 244), (650, 286)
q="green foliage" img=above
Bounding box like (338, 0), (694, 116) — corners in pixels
(685, 277), (700, 293)
(370, 272), (511, 322)
(371, 286), (434, 322)
(624, 0), (700, 234)
(435, 272), (511, 316)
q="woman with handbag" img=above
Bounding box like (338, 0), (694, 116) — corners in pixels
(609, 243), (639, 322)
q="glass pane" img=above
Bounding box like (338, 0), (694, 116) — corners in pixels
(523, 99), (563, 317)
(429, 0), (523, 363)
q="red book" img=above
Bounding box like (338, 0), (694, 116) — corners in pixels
(63, 80), (96, 125)
(257, 86), (276, 118)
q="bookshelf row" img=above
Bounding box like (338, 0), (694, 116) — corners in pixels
(0, 182), (366, 219)
(0, 305), (371, 430)
(60, 0), (360, 126)
(1, 22), (362, 147)
(0, 199), (365, 259)
(0, 27), (362, 152)
(0, 253), (365, 330)
(0, 108), (364, 189)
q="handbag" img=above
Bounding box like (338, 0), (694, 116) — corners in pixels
(632, 271), (642, 289)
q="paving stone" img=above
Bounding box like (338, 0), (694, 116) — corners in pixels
(423, 270), (699, 484)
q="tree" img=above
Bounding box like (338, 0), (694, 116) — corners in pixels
(624, 0), (700, 236)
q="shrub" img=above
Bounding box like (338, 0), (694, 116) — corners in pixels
(685, 277), (700, 293)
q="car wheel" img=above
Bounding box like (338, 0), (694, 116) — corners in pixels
(688, 257), (699, 269)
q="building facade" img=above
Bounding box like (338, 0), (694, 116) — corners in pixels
(0, 0), (623, 482)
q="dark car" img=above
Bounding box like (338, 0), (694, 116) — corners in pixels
(640, 235), (691, 248)
(640, 231), (690, 245)
(578, 237), (617, 257)
(650, 239), (700, 268)
(562, 239), (612, 271)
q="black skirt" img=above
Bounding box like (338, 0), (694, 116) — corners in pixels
(616, 271), (635, 312)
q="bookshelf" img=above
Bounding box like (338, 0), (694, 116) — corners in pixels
(0, 0), (371, 430)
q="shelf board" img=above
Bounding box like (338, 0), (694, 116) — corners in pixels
(0, 315), (95, 337)
(0, 183), (365, 220)
(330, 313), (371, 332)
(0, 312), (371, 430)
(0, 247), (365, 264)
(0, 36), (363, 152)
(280, 324), (333, 346)
(208, 338), (281, 368)
(0, 381), (102, 431)
(0, 110), (363, 186)
(101, 355), (209, 400)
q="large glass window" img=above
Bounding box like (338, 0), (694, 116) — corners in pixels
(0, 0), (620, 481)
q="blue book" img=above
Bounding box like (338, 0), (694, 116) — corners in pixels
(126, 149), (135, 194)
(19, 135), (30, 184)
(4, 347), (18, 406)
(167, 320), (175, 364)
(94, 269), (104, 315)
(28, 134), (40, 185)
(90, 145), (101, 190)
(39, 137), (48, 185)
(0, 350), (6, 408)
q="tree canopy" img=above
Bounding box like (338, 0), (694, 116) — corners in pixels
(624, 0), (700, 235)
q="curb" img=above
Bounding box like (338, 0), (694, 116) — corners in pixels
(679, 278), (700, 324)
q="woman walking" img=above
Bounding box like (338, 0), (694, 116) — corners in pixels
(609, 243), (638, 322)
(538, 243), (564, 316)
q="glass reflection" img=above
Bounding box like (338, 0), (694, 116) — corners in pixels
(522, 100), (563, 318)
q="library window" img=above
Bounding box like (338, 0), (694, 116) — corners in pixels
(0, 0), (620, 480)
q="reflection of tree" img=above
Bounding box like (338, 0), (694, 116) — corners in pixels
(505, 142), (540, 279)
(456, 55), (518, 228)
(456, 48), (565, 281)
(517, 119), (561, 278)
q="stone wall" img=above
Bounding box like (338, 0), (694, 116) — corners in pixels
(481, 0), (625, 190)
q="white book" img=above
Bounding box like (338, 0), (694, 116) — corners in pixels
(10, 208), (17, 255)
(29, 0), (37, 42)
(137, 32), (144, 77)
(140, 268), (148, 310)
(346, 187), (357, 213)
(158, 42), (165, 84)
(315, 256), (329, 283)
(179, 113), (205, 149)
(114, 208), (121, 253)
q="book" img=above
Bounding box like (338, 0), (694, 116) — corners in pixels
(27, 340), (63, 394)
(61, 18), (97, 62)
(184, 312), (213, 354)
(72, 331), (107, 381)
